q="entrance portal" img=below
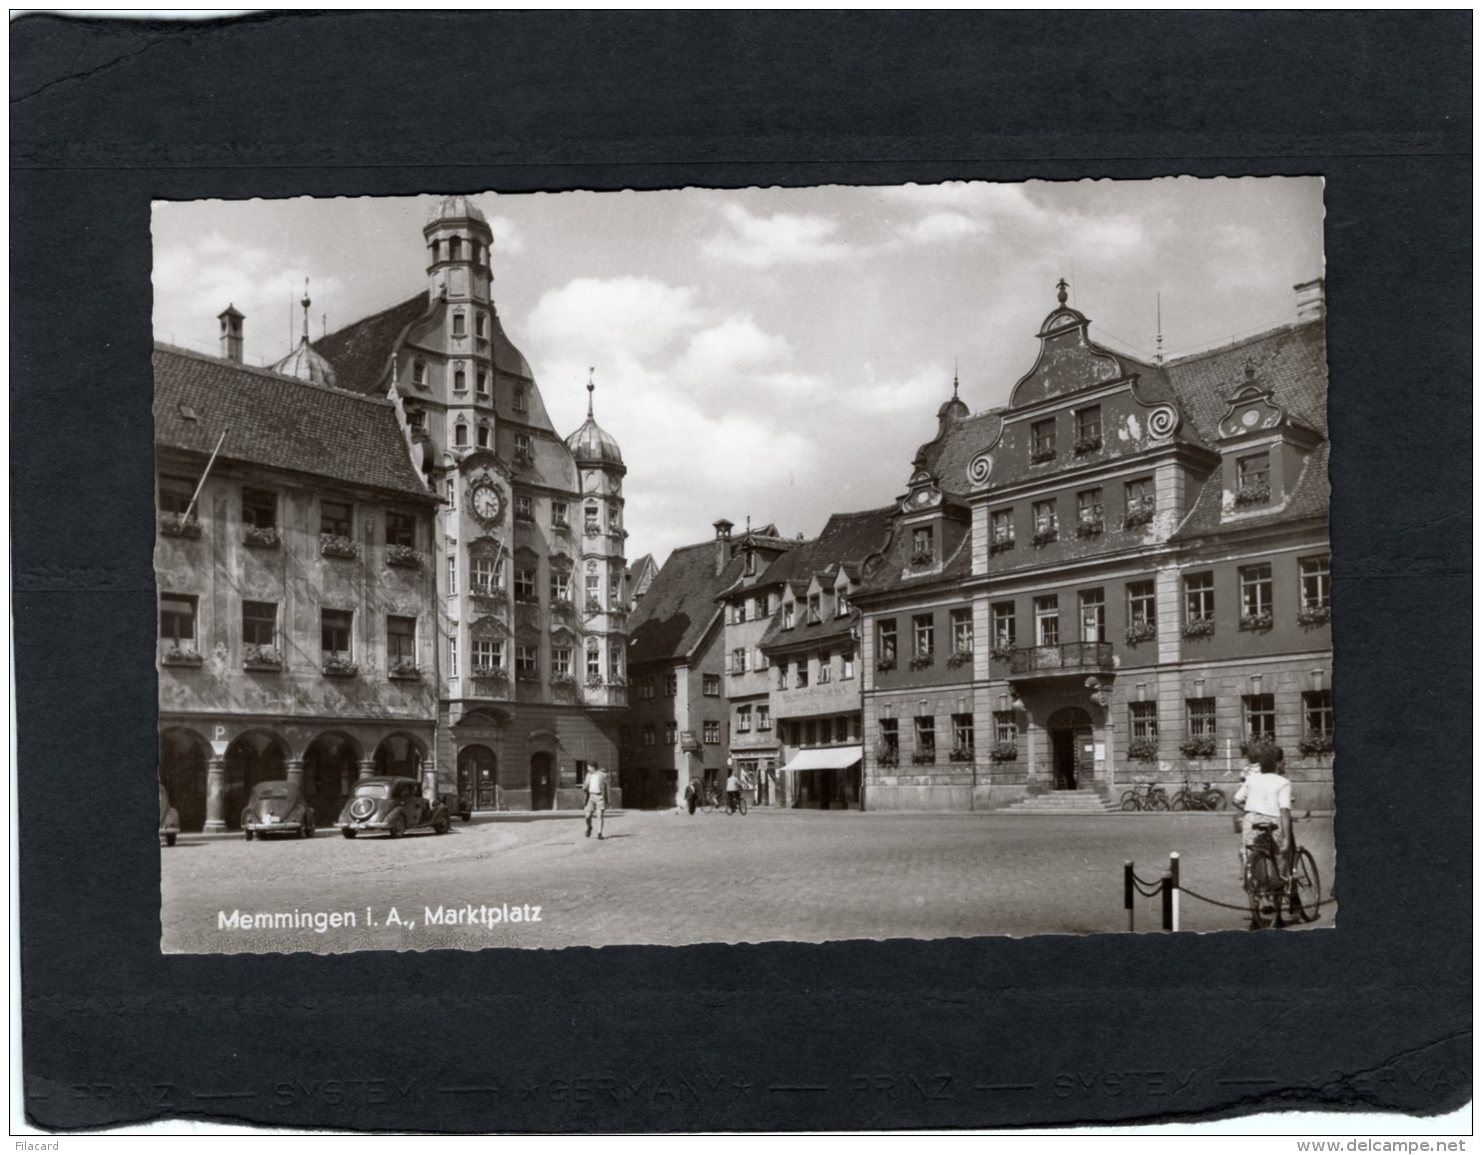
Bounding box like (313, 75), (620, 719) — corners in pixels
(530, 751), (555, 811)
(459, 744), (498, 810)
(1046, 707), (1094, 790)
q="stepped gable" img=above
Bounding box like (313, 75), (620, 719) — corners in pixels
(153, 344), (431, 499)
(627, 543), (749, 666)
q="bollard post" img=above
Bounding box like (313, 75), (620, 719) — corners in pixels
(1124, 861), (1134, 932)
(1169, 851), (1181, 932)
(1161, 871), (1173, 931)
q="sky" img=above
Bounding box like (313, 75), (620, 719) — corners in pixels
(152, 178), (1324, 564)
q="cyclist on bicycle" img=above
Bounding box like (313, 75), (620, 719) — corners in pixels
(1234, 746), (1292, 882)
(725, 768), (743, 813)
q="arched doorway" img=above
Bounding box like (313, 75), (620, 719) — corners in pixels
(304, 731), (362, 826)
(530, 751), (555, 811)
(459, 744), (498, 810)
(1046, 707), (1094, 790)
(374, 731), (427, 783)
(160, 727), (211, 833)
(224, 730), (289, 829)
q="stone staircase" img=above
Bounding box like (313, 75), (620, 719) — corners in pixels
(1002, 789), (1120, 815)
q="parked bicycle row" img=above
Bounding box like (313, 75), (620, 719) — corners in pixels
(1120, 776), (1229, 811)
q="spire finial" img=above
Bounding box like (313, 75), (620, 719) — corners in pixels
(1056, 277), (1069, 306)
(586, 366), (596, 418)
(952, 356), (960, 400)
(300, 278), (311, 345)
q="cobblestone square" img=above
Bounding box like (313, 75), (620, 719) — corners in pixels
(162, 810), (1336, 952)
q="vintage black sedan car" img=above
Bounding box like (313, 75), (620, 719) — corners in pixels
(338, 776), (450, 839)
(159, 781), (180, 847)
(242, 780), (315, 840)
(441, 792), (472, 822)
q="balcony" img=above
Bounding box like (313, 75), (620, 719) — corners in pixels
(1007, 642), (1114, 678)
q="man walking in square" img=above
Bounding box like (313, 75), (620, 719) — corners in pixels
(582, 762), (610, 840)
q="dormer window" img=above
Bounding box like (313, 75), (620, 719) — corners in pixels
(783, 601), (795, 629)
(836, 588), (849, 618)
(911, 526), (934, 565)
(514, 433), (533, 463)
(412, 360), (427, 388)
(1236, 452), (1271, 505)
(452, 312), (466, 337)
(807, 594), (821, 624)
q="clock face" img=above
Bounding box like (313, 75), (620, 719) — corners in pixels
(1241, 409), (1260, 427)
(471, 483), (504, 522)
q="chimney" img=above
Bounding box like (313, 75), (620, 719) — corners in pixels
(1294, 278), (1325, 324)
(713, 518), (734, 575)
(217, 304), (245, 363)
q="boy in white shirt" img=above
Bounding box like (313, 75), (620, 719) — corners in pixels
(1233, 747), (1293, 881)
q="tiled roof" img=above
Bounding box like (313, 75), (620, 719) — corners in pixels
(756, 506), (896, 649)
(1173, 440), (1330, 540)
(311, 293), (431, 397)
(853, 511), (972, 599)
(153, 344), (432, 500)
(918, 410), (1003, 497)
(1162, 319), (1327, 440)
(627, 542), (747, 666)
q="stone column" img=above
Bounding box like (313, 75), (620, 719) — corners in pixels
(286, 758), (305, 786)
(358, 758), (377, 780)
(204, 756), (227, 832)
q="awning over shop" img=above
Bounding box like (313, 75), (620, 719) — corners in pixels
(778, 745), (863, 773)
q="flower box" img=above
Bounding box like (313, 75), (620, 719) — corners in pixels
(909, 550), (934, 567)
(1233, 482), (1271, 507)
(321, 655), (359, 677)
(1075, 519), (1105, 538)
(585, 598), (602, 614)
(1072, 435), (1102, 455)
(875, 748), (900, 768)
(989, 645), (1017, 663)
(946, 650), (972, 669)
(513, 453), (535, 469)
(1298, 732), (1335, 757)
(1239, 612), (1274, 632)
(584, 674), (606, 689)
(1125, 620), (1158, 645)
(161, 647), (203, 667)
(908, 653), (934, 671)
(1180, 736), (1216, 759)
(1126, 736), (1160, 762)
(948, 746), (974, 763)
(1123, 503), (1155, 529)
(1182, 618), (1215, 638)
(911, 751), (937, 766)
(385, 544), (421, 568)
(607, 675), (628, 688)
(549, 674), (577, 690)
(388, 660), (421, 680)
(516, 670), (541, 684)
(1240, 736), (1280, 762)
(1029, 446), (1057, 464)
(582, 527), (602, 539)
(1031, 528), (1059, 547)
(243, 525), (281, 549)
(989, 742), (1018, 763)
(989, 537), (1015, 555)
(158, 513), (202, 540)
(875, 656), (897, 672)
(471, 665), (508, 683)
(243, 645), (282, 670)
(1297, 604), (1331, 626)
(513, 513), (535, 526)
(320, 533), (359, 560)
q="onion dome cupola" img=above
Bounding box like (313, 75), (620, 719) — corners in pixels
(270, 280), (338, 387)
(936, 360), (970, 423)
(424, 194), (494, 305)
(565, 370), (625, 474)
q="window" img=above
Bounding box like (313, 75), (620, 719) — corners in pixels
(514, 568), (536, 603)
(159, 594), (197, 652)
(515, 494), (533, 522)
(412, 360), (427, 388)
(730, 648), (748, 675)
(513, 387), (527, 413)
(446, 548), (460, 595)
(664, 673), (677, 697)
(879, 717), (899, 756)
(449, 237), (462, 261)
(454, 422), (468, 448)
(585, 573), (600, 605)
(609, 649), (623, 683)
(736, 705), (752, 733)
(818, 651), (832, 684)
(754, 646), (766, 671)
(642, 724), (656, 747)
(783, 601), (795, 629)
(841, 649), (855, 680)
(516, 645), (538, 675)
(795, 660), (809, 689)
(1033, 499), (1058, 537)
(1237, 451), (1270, 497)
(1125, 477), (1155, 526)
(477, 424), (490, 449)
(877, 619), (897, 663)
(757, 705), (771, 732)
(476, 313), (487, 339)
(951, 608), (973, 654)
(473, 639), (503, 672)
(703, 673), (721, 697)
(990, 508), (1015, 548)
(1030, 417), (1057, 458)
(453, 368), (467, 392)
(994, 711), (1017, 746)
(836, 588), (850, 618)
(514, 433), (533, 462)
(991, 602), (1016, 648)
(1304, 690), (1334, 740)
(552, 501), (569, 528)
(1034, 595), (1060, 646)
(321, 609), (352, 657)
(911, 525), (934, 562)
(387, 615), (416, 663)
(1079, 588), (1105, 642)
(952, 713), (974, 754)
(445, 479), (456, 507)
(807, 593), (822, 624)
(1076, 488), (1104, 533)
(1129, 700), (1158, 739)
(242, 601), (277, 647)
(449, 636), (458, 678)
(320, 499), (351, 538)
(1127, 581), (1156, 628)
(242, 487), (276, 529)
(1300, 555), (1331, 609)
(1186, 698), (1216, 738)
(834, 716), (849, 743)
(584, 504), (600, 534)
(1243, 694), (1276, 741)
(1184, 572), (1215, 623)
(777, 664), (789, 690)
(550, 571), (570, 602)
(1075, 405), (1102, 446)
(476, 370), (489, 398)
(703, 721), (720, 745)
(386, 510), (416, 548)
(1239, 563), (1273, 622)
(912, 614), (934, 657)
(471, 556), (500, 595)
(586, 644), (601, 679)
(407, 407), (425, 431)
(914, 716), (936, 760)
(664, 722), (677, 746)
(638, 678), (655, 700)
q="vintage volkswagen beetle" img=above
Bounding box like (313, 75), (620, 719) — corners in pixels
(242, 780), (315, 840)
(338, 776), (450, 839)
(159, 781), (180, 847)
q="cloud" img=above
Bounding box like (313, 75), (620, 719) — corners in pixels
(675, 316), (792, 384)
(894, 211), (991, 246)
(702, 202), (853, 268)
(525, 276), (702, 360)
(854, 362), (952, 415)
(486, 215), (525, 255)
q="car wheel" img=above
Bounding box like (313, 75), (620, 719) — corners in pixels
(304, 819), (315, 838)
(387, 814), (406, 839)
(341, 828), (356, 839)
(165, 832), (177, 847)
(434, 813), (450, 835)
(244, 830), (253, 841)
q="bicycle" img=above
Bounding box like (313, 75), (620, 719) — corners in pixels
(701, 784), (722, 813)
(725, 790), (748, 816)
(1119, 780), (1170, 811)
(1243, 818), (1321, 929)
(1170, 776), (1227, 811)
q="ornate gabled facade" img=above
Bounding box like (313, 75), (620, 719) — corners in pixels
(853, 279), (1333, 811)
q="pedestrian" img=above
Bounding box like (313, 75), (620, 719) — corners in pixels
(683, 778), (698, 816)
(582, 763), (610, 840)
(725, 766), (742, 814)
